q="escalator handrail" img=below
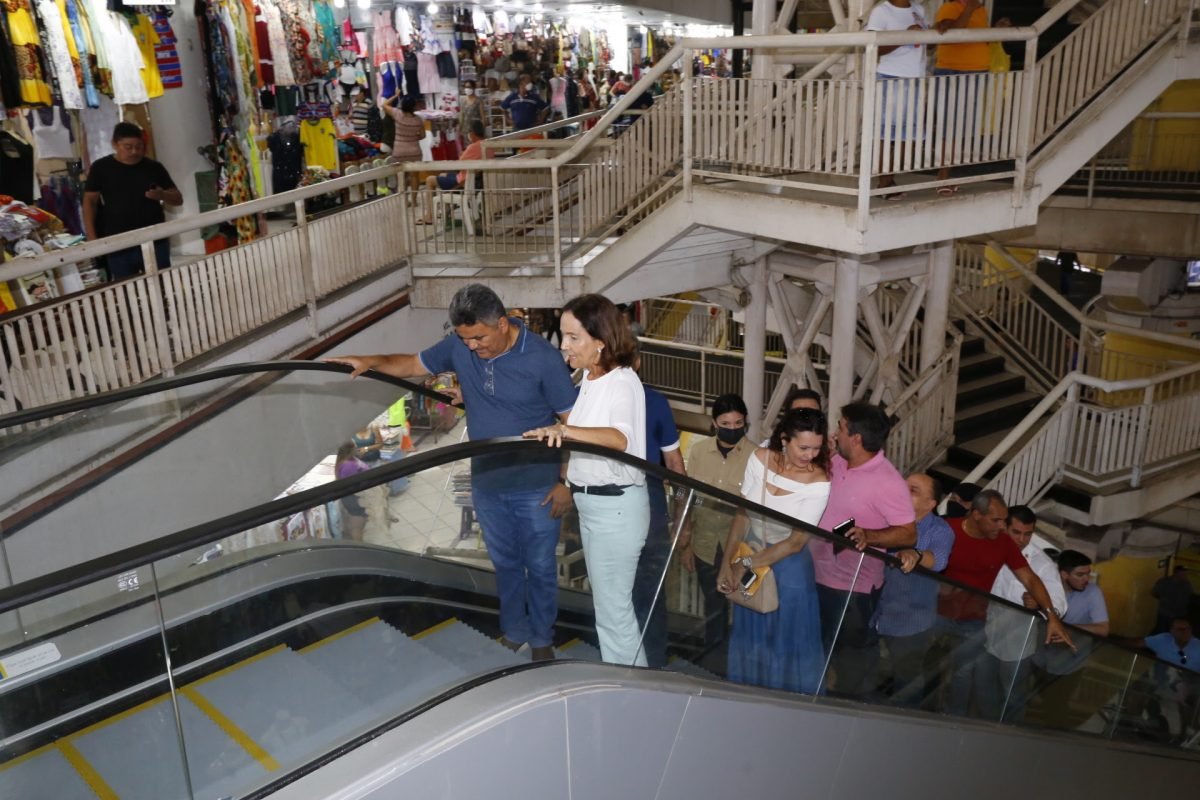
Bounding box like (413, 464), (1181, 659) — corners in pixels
(0, 433), (1156, 673)
(0, 359), (458, 431)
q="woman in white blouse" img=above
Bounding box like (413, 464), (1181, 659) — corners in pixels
(525, 294), (650, 666)
(718, 408), (832, 693)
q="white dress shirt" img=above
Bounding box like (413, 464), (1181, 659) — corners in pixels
(985, 543), (1069, 662)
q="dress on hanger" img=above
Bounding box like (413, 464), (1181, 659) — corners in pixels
(3, 0), (53, 106)
(32, 0), (83, 109)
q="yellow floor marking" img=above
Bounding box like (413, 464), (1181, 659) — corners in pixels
(557, 639), (581, 652)
(181, 686), (280, 772)
(298, 617), (380, 654)
(412, 618), (457, 640)
(57, 740), (119, 799)
(185, 644), (286, 689)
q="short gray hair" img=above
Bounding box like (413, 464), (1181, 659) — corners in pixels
(448, 284), (506, 327)
(971, 489), (1006, 515)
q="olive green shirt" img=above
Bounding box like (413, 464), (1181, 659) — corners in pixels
(685, 435), (756, 564)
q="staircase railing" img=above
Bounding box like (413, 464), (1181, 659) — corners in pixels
(965, 360), (1200, 511)
(951, 247), (1080, 394)
(1032, 0), (1192, 147)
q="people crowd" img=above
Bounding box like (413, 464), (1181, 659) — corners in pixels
(327, 285), (1196, 740)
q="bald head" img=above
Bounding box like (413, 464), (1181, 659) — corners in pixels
(906, 473), (942, 521)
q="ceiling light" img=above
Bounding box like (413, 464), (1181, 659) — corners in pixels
(333, 0), (344, 7)
(426, 1), (439, 13)
(355, 0), (368, 8)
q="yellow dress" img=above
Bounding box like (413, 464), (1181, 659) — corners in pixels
(3, 0), (53, 105)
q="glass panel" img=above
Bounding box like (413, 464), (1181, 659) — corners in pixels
(0, 366), (420, 588)
(151, 443), (684, 796)
(0, 568), (190, 800)
(1024, 634), (1140, 739)
(1108, 652), (1200, 748)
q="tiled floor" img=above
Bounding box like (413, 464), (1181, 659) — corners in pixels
(358, 418), (494, 569)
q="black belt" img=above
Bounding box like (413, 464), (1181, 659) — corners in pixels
(567, 481), (631, 497)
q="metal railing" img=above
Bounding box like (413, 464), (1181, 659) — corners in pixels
(0, 168), (406, 421)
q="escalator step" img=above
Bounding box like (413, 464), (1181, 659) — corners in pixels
(0, 746), (101, 800)
(182, 647), (377, 778)
(300, 618), (468, 717)
(413, 619), (525, 674)
(556, 639), (602, 662)
(69, 693), (266, 800)
(664, 658), (720, 681)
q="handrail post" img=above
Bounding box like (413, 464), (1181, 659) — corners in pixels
(856, 45), (879, 232)
(551, 165), (563, 288)
(1013, 38), (1038, 207)
(699, 349), (707, 407)
(141, 240), (174, 377)
(294, 199), (319, 338)
(683, 48), (694, 201)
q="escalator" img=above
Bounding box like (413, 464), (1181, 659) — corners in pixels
(1, 367), (1198, 798)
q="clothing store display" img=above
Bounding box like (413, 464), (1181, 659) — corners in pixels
(33, 0), (83, 110)
(27, 106), (73, 158)
(151, 11), (182, 89)
(4, 0), (53, 106)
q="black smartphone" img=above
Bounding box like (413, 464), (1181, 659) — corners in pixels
(740, 570), (759, 590)
(831, 518), (855, 553)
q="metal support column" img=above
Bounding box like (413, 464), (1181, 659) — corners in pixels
(920, 241), (955, 381)
(742, 258), (769, 441)
(829, 255), (860, 423)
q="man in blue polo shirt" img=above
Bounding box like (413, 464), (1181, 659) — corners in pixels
(632, 371), (686, 668)
(501, 74), (549, 131)
(874, 472), (954, 706)
(326, 284), (577, 661)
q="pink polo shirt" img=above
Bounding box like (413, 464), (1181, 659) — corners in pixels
(810, 451), (914, 592)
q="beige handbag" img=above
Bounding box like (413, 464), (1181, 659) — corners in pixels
(726, 461), (780, 614)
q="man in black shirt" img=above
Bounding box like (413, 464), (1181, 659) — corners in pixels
(83, 122), (182, 281)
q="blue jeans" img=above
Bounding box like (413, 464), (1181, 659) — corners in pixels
(471, 485), (561, 648)
(105, 239), (171, 280)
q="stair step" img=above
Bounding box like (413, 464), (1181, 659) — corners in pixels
(959, 335), (986, 358)
(954, 392), (1041, 437)
(928, 463), (969, 490)
(300, 618), (468, 717)
(957, 352), (1007, 382)
(956, 371), (1027, 408)
(413, 619), (525, 675)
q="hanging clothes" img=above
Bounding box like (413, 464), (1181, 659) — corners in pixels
(0, 129), (35, 203)
(61, 0), (98, 106)
(105, 9), (149, 105)
(253, 3), (273, 85)
(373, 9), (401, 65)
(3, 0), (53, 106)
(32, 0), (84, 109)
(130, 13), (164, 99)
(26, 106), (74, 157)
(267, 122), (301, 191)
(299, 117), (337, 171)
(150, 10), (181, 89)
(277, 0), (315, 84)
(260, 0), (294, 86)
(313, 0), (338, 66)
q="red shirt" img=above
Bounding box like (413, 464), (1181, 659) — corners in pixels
(938, 517), (1029, 621)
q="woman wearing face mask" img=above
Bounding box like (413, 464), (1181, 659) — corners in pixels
(524, 294), (649, 666)
(682, 393), (757, 661)
(458, 80), (485, 140)
(718, 408), (831, 694)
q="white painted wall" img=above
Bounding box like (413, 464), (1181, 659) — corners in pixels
(147, 3), (221, 257)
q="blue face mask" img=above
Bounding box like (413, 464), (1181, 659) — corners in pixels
(716, 425), (745, 446)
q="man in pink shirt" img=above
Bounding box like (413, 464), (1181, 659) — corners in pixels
(810, 402), (916, 694)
